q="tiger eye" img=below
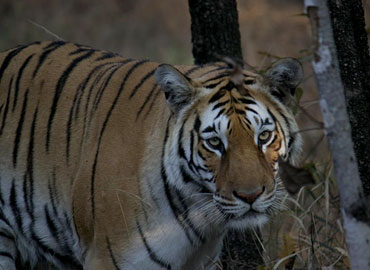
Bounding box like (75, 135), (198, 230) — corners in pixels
(208, 137), (221, 147)
(258, 131), (272, 143)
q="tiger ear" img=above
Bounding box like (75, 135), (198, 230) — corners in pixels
(155, 64), (195, 112)
(265, 58), (303, 104)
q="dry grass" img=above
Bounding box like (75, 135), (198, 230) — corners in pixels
(261, 162), (350, 270)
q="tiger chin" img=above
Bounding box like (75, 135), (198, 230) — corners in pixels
(0, 41), (303, 270)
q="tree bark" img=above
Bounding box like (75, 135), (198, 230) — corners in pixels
(188, 0), (243, 65)
(327, 0), (370, 196)
(188, 1), (263, 269)
(305, 0), (370, 269)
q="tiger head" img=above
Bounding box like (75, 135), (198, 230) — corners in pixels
(155, 59), (303, 230)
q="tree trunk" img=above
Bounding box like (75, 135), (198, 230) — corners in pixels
(188, 1), (263, 269)
(188, 0), (243, 65)
(327, 0), (370, 196)
(305, 0), (370, 269)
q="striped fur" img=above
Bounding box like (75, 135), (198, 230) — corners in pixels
(0, 41), (303, 269)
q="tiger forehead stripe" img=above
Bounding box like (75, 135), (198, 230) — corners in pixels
(202, 72), (230, 85)
(208, 89), (227, 104)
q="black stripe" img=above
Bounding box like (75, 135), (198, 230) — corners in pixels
(184, 65), (202, 76)
(45, 205), (59, 237)
(90, 60), (148, 220)
(279, 111), (291, 130)
(96, 52), (118, 61)
(204, 81), (224, 89)
(197, 150), (205, 161)
(173, 189), (204, 243)
(0, 76), (13, 135)
(0, 45), (29, 82)
(0, 252), (14, 260)
(31, 231), (82, 269)
(227, 119), (231, 130)
(66, 81), (85, 163)
(161, 119), (202, 245)
(143, 88), (162, 119)
(48, 171), (60, 218)
(267, 108), (277, 122)
(179, 165), (192, 183)
(136, 219), (171, 270)
(238, 98), (256, 105)
(225, 107), (234, 117)
(69, 47), (92, 56)
(73, 62), (121, 126)
(202, 126), (216, 133)
(13, 54), (34, 111)
(270, 134), (278, 145)
(32, 41), (66, 78)
(44, 205), (75, 258)
(189, 131), (195, 166)
(10, 181), (23, 231)
(0, 210), (11, 227)
(136, 84), (158, 120)
(73, 63), (115, 119)
(212, 100), (229, 111)
(66, 63), (120, 162)
(84, 64), (117, 122)
(288, 136), (294, 149)
(223, 81), (236, 91)
(202, 72), (229, 84)
(201, 143), (214, 154)
(106, 237), (122, 270)
(23, 173), (32, 216)
(178, 119), (187, 160)
(276, 121), (286, 151)
(241, 114), (250, 124)
(0, 231), (13, 240)
(69, 61), (132, 162)
(27, 108), (38, 219)
(245, 107), (259, 115)
(0, 179), (4, 205)
(13, 88), (30, 167)
(93, 64), (124, 110)
(194, 116), (201, 133)
(198, 65), (230, 77)
(269, 108), (289, 149)
(46, 50), (95, 151)
(209, 89), (227, 104)
(215, 108), (226, 119)
(129, 68), (156, 99)
(235, 108), (246, 115)
(244, 79), (256, 85)
(63, 211), (75, 239)
(179, 165), (203, 190)
(161, 118), (188, 219)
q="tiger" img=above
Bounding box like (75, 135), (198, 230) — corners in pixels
(0, 41), (303, 270)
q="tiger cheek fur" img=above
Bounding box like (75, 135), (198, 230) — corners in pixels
(0, 41), (303, 270)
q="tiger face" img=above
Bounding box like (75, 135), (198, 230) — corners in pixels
(156, 59), (303, 230)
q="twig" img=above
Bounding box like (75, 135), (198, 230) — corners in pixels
(28, 20), (64, 41)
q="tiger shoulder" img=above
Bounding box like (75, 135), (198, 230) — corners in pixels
(0, 41), (303, 270)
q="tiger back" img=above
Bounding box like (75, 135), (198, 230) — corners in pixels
(0, 41), (303, 270)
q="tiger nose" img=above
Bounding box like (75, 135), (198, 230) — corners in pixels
(233, 186), (265, 204)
